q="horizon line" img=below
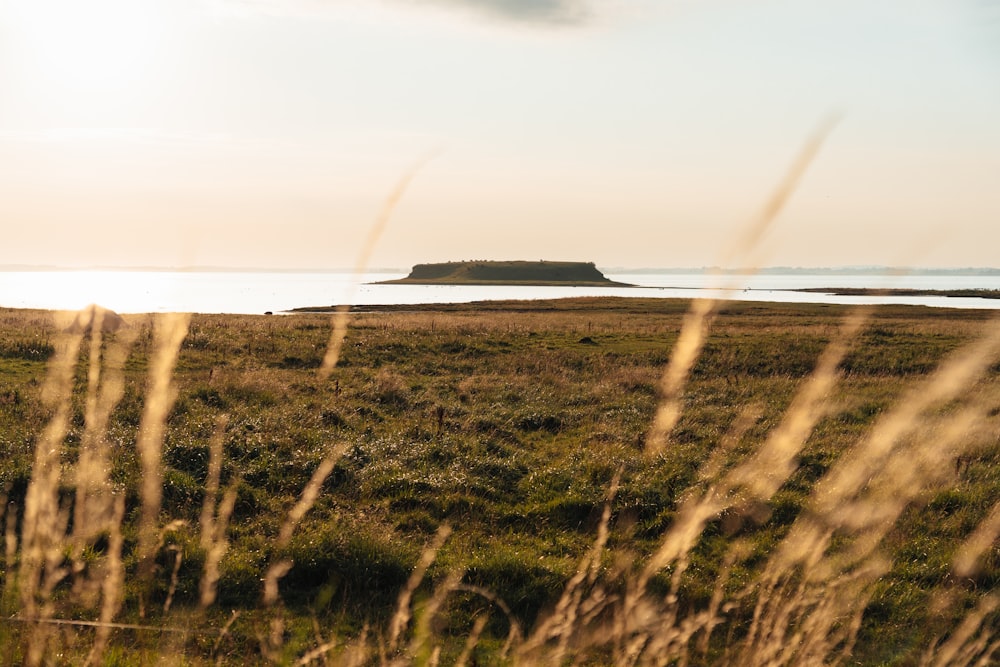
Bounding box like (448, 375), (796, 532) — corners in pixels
(2, 263), (1000, 275)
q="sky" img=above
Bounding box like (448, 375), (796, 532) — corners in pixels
(0, 0), (998, 270)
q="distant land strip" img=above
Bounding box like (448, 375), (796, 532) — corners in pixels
(375, 260), (635, 287)
(794, 287), (1000, 299)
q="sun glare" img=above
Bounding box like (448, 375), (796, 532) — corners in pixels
(6, 0), (165, 97)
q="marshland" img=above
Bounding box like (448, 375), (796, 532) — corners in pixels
(1, 296), (998, 664)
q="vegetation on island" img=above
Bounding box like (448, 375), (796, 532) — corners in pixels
(376, 260), (634, 286)
(0, 298), (999, 664)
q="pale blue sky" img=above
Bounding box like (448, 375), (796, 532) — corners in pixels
(0, 0), (998, 269)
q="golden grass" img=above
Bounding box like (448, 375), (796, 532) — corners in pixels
(20, 327), (84, 665)
(4, 296), (999, 665)
(199, 415), (237, 609)
(136, 313), (191, 613)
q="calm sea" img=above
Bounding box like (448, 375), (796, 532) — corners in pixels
(1, 270), (999, 315)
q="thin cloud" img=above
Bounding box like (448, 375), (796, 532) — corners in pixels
(202, 0), (595, 26)
(409, 0), (592, 26)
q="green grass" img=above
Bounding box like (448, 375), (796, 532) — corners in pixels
(0, 299), (998, 664)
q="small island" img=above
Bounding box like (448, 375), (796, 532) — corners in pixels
(377, 260), (633, 287)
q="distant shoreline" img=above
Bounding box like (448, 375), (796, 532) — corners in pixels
(794, 287), (1000, 299)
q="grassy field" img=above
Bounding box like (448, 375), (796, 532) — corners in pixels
(0, 297), (999, 664)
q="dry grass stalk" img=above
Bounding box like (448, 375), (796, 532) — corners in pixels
(725, 307), (871, 499)
(645, 116), (841, 455)
(921, 594), (1000, 667)
(645, 297), (717, 455)
(295, 638), (340, 666)
(211, 609), (242, 662)
(72, 321), (138, 607)
(836, 405), (988, 547)
(696, 403), (763, 485)
(695, 542), (748, 658)
(84, 494), (126, 667)
(813, 321), (1000, 521)
(338, 624), (372, 667)
(402, 570), (464, 666)
(163, 545), (183, 615)
(725, 113), (842, 266)
(17, 307), (137, 666)
(953, 500), (1000, 578)
(1, 488), (13, 582)
(263, 614), (287, 662)
(737, 557), (886, 666)
(642, 544), (747, 664)
(199, 414), (230, 552)
(454, 615), (489, 667)
(738, 402), (994, 655)
(263, 561), (294, 609)
(519, 467), (622, 663)
(135, 312), (191, 608)
(730, 322), (1000, 664)
(200, 484), (239, 609)
(453, 583), (523, 658)
(263, 442), (349, 607)
(319, 155), (434, 380)
(317, 306), (352, 383)
(387, 523), (453, 653)
(73, 307), (107, 545)
(624, 308), (868, 651)
(777, 324), (1000, 566)
(199, 415), (240, 608)
(309, 617), (332, 667)
(20, 326), (84, 665)
(0, 491), (15, 659)
(276, 443), (348, 548)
